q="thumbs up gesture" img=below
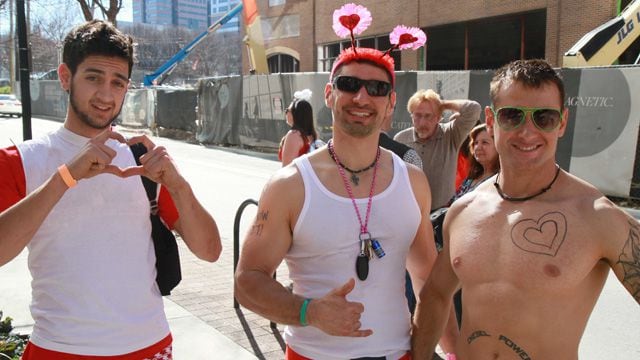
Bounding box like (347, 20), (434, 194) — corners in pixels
(306, 278), (373, 337)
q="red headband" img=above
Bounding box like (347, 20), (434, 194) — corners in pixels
(330, 47), (395, 87)
(329, 3), (426, 90)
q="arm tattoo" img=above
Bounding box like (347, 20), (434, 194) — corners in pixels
(251, 211), (269, 236)
(257, 210), (268, 221)
(511, 212), (567, 257)
(499, 334), (532, 360)
(467, 330), (491, 344)
(616, 221), (640, 303)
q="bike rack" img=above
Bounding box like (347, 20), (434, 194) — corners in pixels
(233, 198), (277, 329)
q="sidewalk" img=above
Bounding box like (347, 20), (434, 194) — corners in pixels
(0, 249), (257, 360)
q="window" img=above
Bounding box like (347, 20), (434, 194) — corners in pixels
(261, 15), (300, 40)
(268, 54), (299, 73)
(425, 10), (546, 70)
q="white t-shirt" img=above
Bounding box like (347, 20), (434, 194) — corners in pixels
(17, 127), (169, 355)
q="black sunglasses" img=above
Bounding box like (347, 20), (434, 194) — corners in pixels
(333, 76), (392, 97)
(492, 106), (563, 132)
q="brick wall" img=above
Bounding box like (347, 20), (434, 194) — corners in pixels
(243, 0), (618, 73)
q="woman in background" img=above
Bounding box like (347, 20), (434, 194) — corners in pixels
(278, 90), (324, 166)
(450, 123), (500, 203)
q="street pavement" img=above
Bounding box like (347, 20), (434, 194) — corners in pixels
(1, 117), (639, 359)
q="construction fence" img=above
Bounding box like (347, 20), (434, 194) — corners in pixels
(21, 66), (640, 199)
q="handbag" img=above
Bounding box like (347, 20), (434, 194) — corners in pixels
(430, 207), (448, 252)
(130, 143), (182, 296)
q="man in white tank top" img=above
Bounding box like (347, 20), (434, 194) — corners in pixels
(0, 20), (221, 359)
(235, 7), (439, 359)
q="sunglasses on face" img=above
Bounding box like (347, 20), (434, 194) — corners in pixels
(332, 76), (392, 97)
(492, 106), (563, 132)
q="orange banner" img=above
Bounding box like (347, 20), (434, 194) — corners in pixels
(242, 0), (258, 25)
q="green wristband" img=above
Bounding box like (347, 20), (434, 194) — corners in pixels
(300, 298), (311, 326)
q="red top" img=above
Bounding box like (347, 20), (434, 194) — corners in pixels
(278, 132), (310, 161)
(455, 152), (471, 191)
(0, 146), (179, 229)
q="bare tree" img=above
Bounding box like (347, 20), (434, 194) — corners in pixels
(29, 26), (59, 73)
(25, 0), (83, 73)
(75, 0), (122, 25)
(32, 0), (83, 43)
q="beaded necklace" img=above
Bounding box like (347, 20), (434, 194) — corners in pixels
(327, 141), (378, 186)
(494, 164), (561, 202)
(327, 140), (383, 281)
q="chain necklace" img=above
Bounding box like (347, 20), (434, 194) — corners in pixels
(327, 140), (379, 186)
(328, 139), (383, 281)
(494, 164), (561, 202)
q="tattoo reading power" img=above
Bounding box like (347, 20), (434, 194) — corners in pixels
(466, 331), (532, 360)
(499, 335), (532, 360)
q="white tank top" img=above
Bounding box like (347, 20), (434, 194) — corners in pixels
(284, 153), (421, 359)
(17, 127), (169, 355)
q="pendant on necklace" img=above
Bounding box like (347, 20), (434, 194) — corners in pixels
(356, 237), (370, 280)
(350, 173), (360, 186)
(356, 253), (369, 280)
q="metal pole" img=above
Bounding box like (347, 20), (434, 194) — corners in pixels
(9, 0), (15, 88)
(16, 0), (32, 140)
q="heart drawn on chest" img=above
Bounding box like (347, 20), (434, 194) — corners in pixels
(510, 212), (567, 257)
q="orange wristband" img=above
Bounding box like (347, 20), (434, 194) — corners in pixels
(57, 164), (77, 188)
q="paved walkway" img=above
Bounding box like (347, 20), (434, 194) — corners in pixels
(0, 248), (258, 360)
(168, 238), (290, 360)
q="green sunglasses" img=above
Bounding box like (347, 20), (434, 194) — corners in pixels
(491, 106), (563, 132)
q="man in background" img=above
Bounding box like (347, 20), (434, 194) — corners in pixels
(394, 90), (480, 210)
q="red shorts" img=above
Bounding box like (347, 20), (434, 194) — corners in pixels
(21, 334), (172, 360)
(285, 345), (411, 360)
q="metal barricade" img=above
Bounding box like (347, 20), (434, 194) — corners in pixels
(232, 198), (277, 329)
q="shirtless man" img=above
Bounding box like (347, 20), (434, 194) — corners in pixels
(411, 59), (640, 359)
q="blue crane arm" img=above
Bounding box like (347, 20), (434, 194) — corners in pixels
(143, 3), (244, 86)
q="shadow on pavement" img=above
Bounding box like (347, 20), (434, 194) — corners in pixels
(235, 308), (285, 359)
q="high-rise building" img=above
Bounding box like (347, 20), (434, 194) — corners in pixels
(176, 0), (209, 30)
(133, 0), (173, 26)
(210, 0), (240, 33)
(133, 0), (210, 30)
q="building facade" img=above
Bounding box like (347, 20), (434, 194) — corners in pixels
(243, 0), (637, 74)
(133, 0), (210, 30)
(210, 0), (241, 32)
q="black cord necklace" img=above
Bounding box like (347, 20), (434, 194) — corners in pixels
(327, 140), (379, 186)
(494, 164), (561, 202)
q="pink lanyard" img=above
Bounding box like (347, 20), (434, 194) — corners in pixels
(327, 140), (381, 236)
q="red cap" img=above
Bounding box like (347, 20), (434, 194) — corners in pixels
(330, 47), (395, 87)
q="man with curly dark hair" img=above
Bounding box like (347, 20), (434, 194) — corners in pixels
(0, 20), (221, 359)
